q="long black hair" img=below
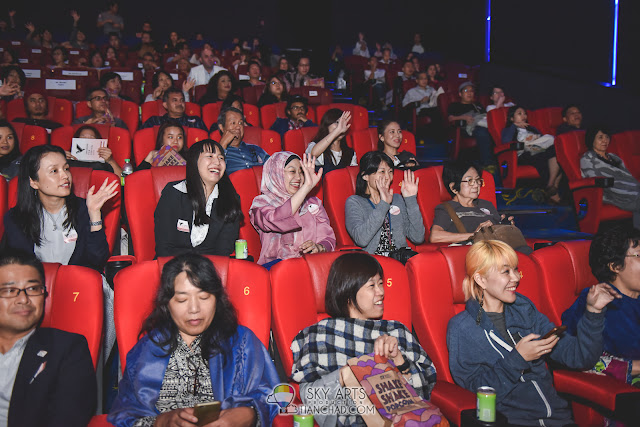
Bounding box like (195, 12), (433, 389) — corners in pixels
(200, 70), (236, 106)
(355, 151), (394, 197)
(151, 70), (174, 90)
(185, 139), (243, 225)
(376, 119), (399, 151)
(140, 253), (239, 362)
(0, 120), (21, 168)
(312, 108), (351, 166)
(155, 122), (188, 157)
(14, 145), (79, 245)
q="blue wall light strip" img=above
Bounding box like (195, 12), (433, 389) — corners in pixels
(485, 0), (492, 62)
(611, 0), (619, 86)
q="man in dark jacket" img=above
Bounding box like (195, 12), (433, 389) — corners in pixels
(269, 95), (316, 139)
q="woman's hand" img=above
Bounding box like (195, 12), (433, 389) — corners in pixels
(332, 111), (351, 136)
(155, 408), (198, 427)
(182, 78), (195, 93)
(153, 86), (164, 100)
(0, 81), (19, 97)
(400, 169), (419, 198)
(515, 333), (559, 362)
(86, 178), (119, 215)
(500, 214), (515, 225)
(474, 220), (493, 233)
(585, 282), (621, 313)
(206, 407), (256, 427)
(144, 150), (158, 163)
(299, 240), (325, 254)
(64, 151), (78, 161)
(375, 175), (393, 204)
(97, 147), (113, 163)
(300, 153), (322, 193)
(374, 335), (405, 367)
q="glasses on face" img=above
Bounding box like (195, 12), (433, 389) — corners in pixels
(462, 88), (475, 93)
(0, 285), (46, 299)
(298, 63), (310, 68)
(460, 178), (484, 187)
(290, 105), (305, 111)
(625, 254), (640, 258)
(90, 96), (108, 102)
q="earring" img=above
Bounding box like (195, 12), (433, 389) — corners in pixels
(476, 289), (484, 325)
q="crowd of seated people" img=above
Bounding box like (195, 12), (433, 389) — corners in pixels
(1, 7), (639, 427)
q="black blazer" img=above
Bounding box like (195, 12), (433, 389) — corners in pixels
(2, 199), (110, 272)
(8, 328), (96, 427)
(154, 181), (240, 258)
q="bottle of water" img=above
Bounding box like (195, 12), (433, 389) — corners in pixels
(121, 159), (133, 186)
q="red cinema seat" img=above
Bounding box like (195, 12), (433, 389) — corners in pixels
(315, 103), (368, 133)
(113, 255), (271, 371)
(228, 167), (264, 260)
(610, 130), (640, 179)
(202, 101), (260, 130)
(0, 100), (6, 119)
(132, 127), (207, 166)
(51, 125), (132, 171)
(529, 107), (563, 136)
(283, 127), (318, 158)
(141, 99), (201, 124)
(76, 97), (139, 137)
(289, 87), (333, 105)
(260, 102), (317, 130)
(349, 127), (417, 162)
(243, 104), (261, 128)
(8, 168), (121, 254)
(0, 178), (7, 237)
(488, 107), (540, 188)
(555, 131), (632, 234)
(6, 96), (73, 125)
(12, 123), (49, 153)
(240, 127), (282, 156)
(124, 167), (186, 262)
(240, 84), (265, 105)
(438, 92), (476, 160)
(41, 263), (104, 369)
(194, 84), (207, 104)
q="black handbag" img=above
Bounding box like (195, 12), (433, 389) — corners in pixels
(388, 247), (418, 265)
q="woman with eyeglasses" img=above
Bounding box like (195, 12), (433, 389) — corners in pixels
(430, 161), (505, 244)
(257, 75), (288, 107)
(108, 253), (280, 427)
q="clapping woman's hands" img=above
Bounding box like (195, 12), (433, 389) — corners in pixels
(300, 153), (322, 194)
(400, 169), (419, 198)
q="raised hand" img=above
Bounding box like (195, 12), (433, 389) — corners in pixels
(301, 153), (322, 192)
(400, 169), (419, 198)
(97, 147), (113, 163)
(515, 333), (559, 361)
(25, 22), (35, 33)
(376, 175), (393, 204)
(586, 282), (621, 313)
(86, 178), (119, 214)
(70, 10), (80, 22)
(333, 110), (351, 135)
(182, 78), (195, 93)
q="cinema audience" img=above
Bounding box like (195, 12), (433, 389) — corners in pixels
(306, 109), (356, 171)
(270, 95), (316, 139)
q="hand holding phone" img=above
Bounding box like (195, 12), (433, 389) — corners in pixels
(194, 401), (221, 426)
(541, 325), (567, 340)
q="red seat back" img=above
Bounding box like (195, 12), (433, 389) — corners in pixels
(41, 263), (104, 368)
(487, 107), (508, 146)
(322, 167), (359, 247)
(289, 87), (333, 105)
(13, 123), (49, 153)
(125, 167), (187, 262)
(0, 178), (7, 237)
(270, 253), (412, 374)
(114, 256), (271, 370)
(6, 96), (72, 125)
(240, 85), (265, 105)
(555, 131), (587, 183)
(260, 102), (286, 129)
(228, 167), (263, 260)
(283, 127), (318, 158)
(240, 127), (282, 156)
(141, 99), (201, 123)
(315, 103), (368, 133)
(529, 107), (563, 136)
(349, 128), (417, 162)
(610, 130), (640, 179)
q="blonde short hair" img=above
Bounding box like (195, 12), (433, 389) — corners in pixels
(462, 240), (519, 301)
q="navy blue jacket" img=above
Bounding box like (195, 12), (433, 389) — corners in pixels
(269, 117), (316, 139)
(447, 293), (605, 426)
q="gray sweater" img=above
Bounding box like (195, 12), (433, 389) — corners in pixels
(345, 194), (425, 254)
(580, 150), (640, 212)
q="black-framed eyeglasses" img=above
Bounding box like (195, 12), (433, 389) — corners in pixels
(90, 96), (108, 102)
(460, 178), (484, 187)
(0, 285), (46, 299)
(625, 254), (640, 258)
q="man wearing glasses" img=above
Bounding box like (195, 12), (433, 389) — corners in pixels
(73, 87), (128, 129)
(0, 251), (96, 427)
(269, 95), (316, 139)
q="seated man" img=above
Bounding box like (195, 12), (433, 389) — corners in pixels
(402, 71), (441, 139)
(141, 52), (158, 72)
(12, 89), (63, 134)
(448, 82), (493, 167)
(141, 88), (206, 130)
(136, 31), (158, 59)
(269, 95), (316, 139)
(187, 46), (226, 87)
(486, 85), (515, 112)
(556, 104), (584, 135)
(562, 225), (640, 386)
(72, 87), (128, 129)
(216, 107), (269, 174)
(398, 59), (416, 82)
(285, 56), (317, 89)
(0, 251), (96, 427)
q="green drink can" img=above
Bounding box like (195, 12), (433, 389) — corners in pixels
(477, 386), (496, 422)
(235, 239), (248, 259)
(293, 405), (314, 427)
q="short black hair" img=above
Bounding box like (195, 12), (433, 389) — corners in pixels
(589, 225), (640, 283)
(217, 106), (244, 130)
(355, 151), (394, 198)
(0, 65), (26, 89)
(99, 71), (121, 88)
(0, 250), (46, 285)
(562, 104), (580, 118)
(151, 70), (173, 90)
(584, 125), (611, 151)
(325, 252), (384, 318)
(286, 95), (308, 113)
(162, 87), (183, 103)
(442, 160), (480, 197)
(86, 87), (107, 101)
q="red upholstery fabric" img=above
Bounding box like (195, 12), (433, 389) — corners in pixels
(283, 127), (318, 158)
(11, 122), (49, 153)
(315, 103), (368, 133)
(259, 102), (317, 129)
(8, 168), (121, 254)
(141, 99), (201, 123)
(202, 101), (260, 129)
(75, 98), (139, 136)
(487, 106), (508, 146)
(125, 167), (186, 262)
(610, 130), (640, 179)
(529, 107), (563, 136)
(240, 127), (282, 156)
(289, 87), (333, 105)
(349, 127), (417, 162)
(228, 166), (264, 260)
(240, 84), (265, 105)
(114, 256), (271, 370)
(50, 125), (132, 169)
(41, 263), (104, 368)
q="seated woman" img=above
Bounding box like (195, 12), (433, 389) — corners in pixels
(199, 70), (236, 106)
(100, 72), (133, 102)
(154, 139), (242, 258)
(291, 252), (442, 427)
(377, 120), (418, 169)
(580, 126), (640, 228)
(89, 50), (106, 69)
(345, 151), (424, 255)
(3, 144), (118, 270)
(305, 109), (356, 172)
(144, 70), (192, 103)
(486, 85), (515, 112)
(139, 122), (188, 170)
(0, 120), (21, 181)
(425, 64), (442, 88)
(257, 75), (288, 107)
(562, 225), (640, 385)
(447, 240), (618, 426)
(49, 46), (69, 69)
(68, 125), (123, 176)
(250, 152), (336, 268)
(105, 46), (121, 67)
(502, 105), (562, 203)
(0, 65), (26, 102)
(107, 253), (279, 427)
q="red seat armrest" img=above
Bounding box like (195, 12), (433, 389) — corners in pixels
(430, 380), (476, 426)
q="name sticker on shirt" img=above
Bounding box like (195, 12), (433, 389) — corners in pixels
(307, 203), (319, 215)
(480, 208), (491, 215)
(389, 205), (401, 216)
(177, 219), (190, 233)
(64, 229), (78, 243)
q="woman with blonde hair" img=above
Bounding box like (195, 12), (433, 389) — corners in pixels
(447, 240), (619, 426)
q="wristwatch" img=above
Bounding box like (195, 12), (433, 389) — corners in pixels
(90, 220), (103, 227)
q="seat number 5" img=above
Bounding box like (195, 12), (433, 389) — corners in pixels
(386, 278), (393, 287)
